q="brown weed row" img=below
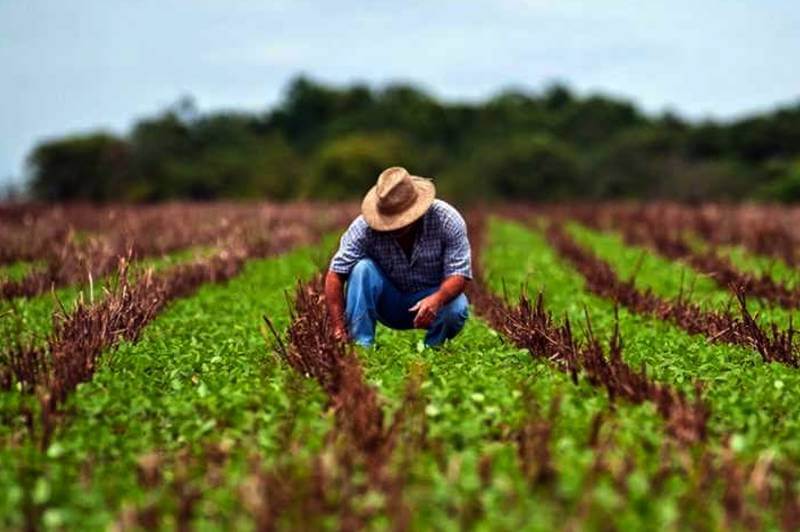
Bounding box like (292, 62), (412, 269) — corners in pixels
(0, 202), (293, 262)
(119, 271), (428, 530)
(284, 276), (402, 475)
(267, 275), (424, 530)
(524, 397), (800, 530)
(241, 374), (425, 532)
(121, 391), (800, 530)
(1, 202), (356, 299)
(559, 202), (800, 267)
(469, 213), (800, 529)
(0, 202), (247, 266)
(2, 250), (243, 447)
(466, 215), (708, 445)
(114, 444), (221, 532)
(544, 222), (800, 367)
(654, 203), (800, 268)
(560, 204), (800, 309)
(494, 201), (800, 268)
(1, 211), (349, 448)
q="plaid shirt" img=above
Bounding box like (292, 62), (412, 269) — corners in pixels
(329, 199), (472, 293)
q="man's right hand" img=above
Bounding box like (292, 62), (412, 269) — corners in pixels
(332, 322), (348, 342)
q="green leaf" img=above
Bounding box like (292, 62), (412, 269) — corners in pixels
(425, 404), (441, 417)
(46, 442), (65, 459)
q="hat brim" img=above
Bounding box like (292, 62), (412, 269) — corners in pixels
(361, 177), (436, 231)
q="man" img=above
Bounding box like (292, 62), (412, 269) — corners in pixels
(325, 166), (472, 347)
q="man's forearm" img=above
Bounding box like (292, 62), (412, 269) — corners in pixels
(324, 270), (347, 329)
(434, 275), (468, 305)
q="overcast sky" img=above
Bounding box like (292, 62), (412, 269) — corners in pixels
(1, 0), (799, 187)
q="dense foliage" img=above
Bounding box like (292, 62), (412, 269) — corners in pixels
(26, 77), (800, 202)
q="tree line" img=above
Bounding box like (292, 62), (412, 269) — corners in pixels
(25, 76), (800, 203)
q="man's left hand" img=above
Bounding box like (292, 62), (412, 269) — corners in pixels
(409, 292), (444, 329)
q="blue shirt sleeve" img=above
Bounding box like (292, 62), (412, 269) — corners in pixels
(329, 216), (369, 275)
(441, 207), (473, 279)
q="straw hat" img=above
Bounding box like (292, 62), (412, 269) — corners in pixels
(361, 167), (436, 231)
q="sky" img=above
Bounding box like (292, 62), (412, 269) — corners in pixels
(1, 0), (799, 188)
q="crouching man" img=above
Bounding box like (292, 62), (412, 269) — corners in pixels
(324, 166), (472, 347)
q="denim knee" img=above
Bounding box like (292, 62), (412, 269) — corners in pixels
(349, 258), (379, 281)
(441, 294), (469, 327)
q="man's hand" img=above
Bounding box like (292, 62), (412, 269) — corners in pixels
(409, 292), (444, 329)
(332, 321), (349, 342)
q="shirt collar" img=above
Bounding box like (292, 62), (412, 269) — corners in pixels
(409, 209), (431, 263)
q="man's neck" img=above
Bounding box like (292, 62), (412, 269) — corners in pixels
(395, 225), (419, 259)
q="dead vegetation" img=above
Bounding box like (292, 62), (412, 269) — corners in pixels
(1, 201), (357, 299)
(1, 206), (352, 448)
(467, 214), (708, 444)
(544, 221), (800, 367)
(560, 203), (800, 309)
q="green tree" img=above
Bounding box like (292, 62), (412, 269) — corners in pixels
(758, 159), (800, 202)
(128, 107), (193, 200)
(307, 133), (413, 199)
(443, 134), (581, 201)
(237, 133), (305, 200)
(23, 76), (800, 203)
(29, 133), (131, 201)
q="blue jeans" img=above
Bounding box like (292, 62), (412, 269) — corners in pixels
(345, 259), (469, 347)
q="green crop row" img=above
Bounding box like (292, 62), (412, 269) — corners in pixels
(704, 243), (800, 290)
(0, 261), (45, 283)
(567, 222), (797, 329)
(3, 217), (798, 529)
(0, 240), (333, 530)
(485, 218), (800, 461)
(0, 245), (217, 348)
(345, 214), (800, 529)
(0, 227), (717, 529)
(359, 319), (693, 530)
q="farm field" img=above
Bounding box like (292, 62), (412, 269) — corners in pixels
(3, 202), (800, 530)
